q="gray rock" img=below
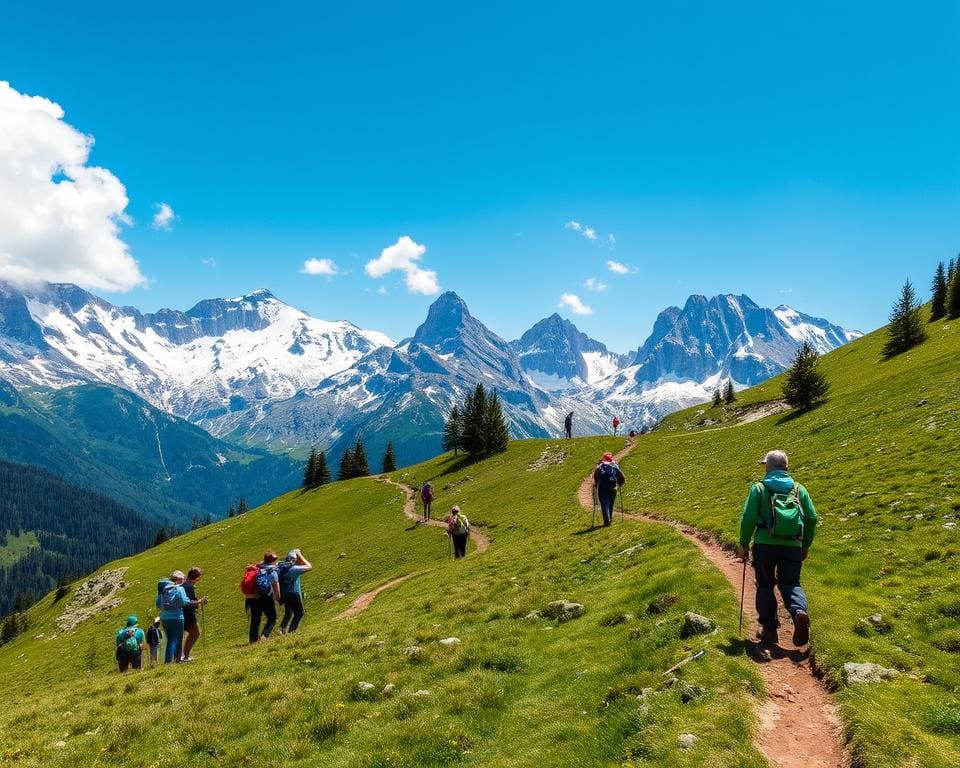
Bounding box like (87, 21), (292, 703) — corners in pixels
(916, 399), (928, 406)
(680, 612), (714, 638)
(664, 674), (679, 688)
(382, 683), (396, 696)
(411, 689), (432, 697)
(54, 740), (67, 748)
(844, 662), (899, 684)
(637, 687), (656, 700)
(679, 683), (705, 703)
(542, 600), (585, 622)
(677, 733), (697, 750)
(439, 637), (461, 646)
(355, 681), (376, 698)
(524, 610), (542, 620)
(402, 645), (423, 658)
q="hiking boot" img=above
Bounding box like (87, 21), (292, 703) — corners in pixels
(757, 628), (778, 645)
(792, 611), (810, 646)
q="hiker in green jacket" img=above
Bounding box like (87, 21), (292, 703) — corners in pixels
(114, 615), (145, 672)
(735, 450), (819, 646)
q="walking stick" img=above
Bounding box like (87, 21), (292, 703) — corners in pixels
(591, 485), (597, 529)
(619, 491), (624, 522)
(201, 604), (206, 652)
(738, 557), (747, 636)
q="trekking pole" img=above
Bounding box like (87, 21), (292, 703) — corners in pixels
(619, 492), (624, 522)
(591, 485), (597, 529)
(201, 604), (206, 652)
(738, 556), (747, 636)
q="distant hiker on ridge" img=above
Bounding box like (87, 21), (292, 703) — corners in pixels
(278, 548), (313, 634)
(593, 452), (625, 527)
(181, 566), (205, 662)
(612, 416), (620, 436)
(156, 570), (207, 664)
(421, 482), (434, 521)
(242, 551), (282, 643)
(447, 505), (470, 559)
(736, 450), (819, 647)
(114, 615), (145, 673)
(564, 411), (573, 439)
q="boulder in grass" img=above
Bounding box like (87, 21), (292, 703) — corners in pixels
(542, 600), (585, 622)
(843, 662), (899, 685)
(355, 681), (377, 700)
(680, 612), (714, 638)
(402, 645), (423, 659)
(439, 637), (461, 646)
(679, 683), (705, 704)
(678, 733), (697, 750)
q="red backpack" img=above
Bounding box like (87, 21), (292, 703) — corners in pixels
(240, 565), (259, 597)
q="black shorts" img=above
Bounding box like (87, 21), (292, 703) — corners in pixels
(183, 611), (197, 630)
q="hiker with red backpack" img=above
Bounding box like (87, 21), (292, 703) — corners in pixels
(593, 452), (625, 527)
(612, 416), (620, 436)
(114, 615), (145, 672)
(446, 505), (470, 559)
(241, 551), (282, 643)
(156, 570), (207, 663)
(420, 482), (434, 521)
(735, 450), (819, 647)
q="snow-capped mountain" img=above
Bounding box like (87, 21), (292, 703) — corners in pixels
(582, 294), (861, 428)
(511, 313), (629, 392)
(0, 282), (393, 432)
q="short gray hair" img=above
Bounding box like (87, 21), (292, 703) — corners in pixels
(170, 570), (186, 582)
(761, 450), (788, 470)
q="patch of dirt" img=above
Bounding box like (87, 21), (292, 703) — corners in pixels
(734, 399), (791, 425)
(332, 575), (413, 620)
(57, 568), (129, 632)
(577, 441), (850, 768)
(527, 445), (569, 471)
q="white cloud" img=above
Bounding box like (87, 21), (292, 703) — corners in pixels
(151, 202), (176, 230)
(585, 277), (607, 292)
(607, 260), (630, 275)
(201, 257), (216, 268)
(301, 257), (338, 276)
(377, 286), (388, 295)
(778, 288), (793, 294)
(565, 220), (582, 232)
(558, 293), (594, 316)
(582, 226), (597, 241)
(607, 233), (616, 246)
(365, 235), (440, 295)
(566, 219), (612, 244)
(0, 80), (144, 292)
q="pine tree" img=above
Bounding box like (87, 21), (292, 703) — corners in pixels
(948, 257), (957, 288)
(483, 391), (510, 454)
(712, 388), (722, 407)
(381, 442), (397, 473)
(191, 515), (201, 530)
(352, 439), (370, 477)
(949, 258), (960, 320)
(723, 379), (736, 404)
(930, 261), (948, 321)
(303, 447), (318, 488)
(442, 405), (463, 456)
(314, 450), (331, 486)
(461, 384), (488, 455)
(237, 497), (249, 515)
(782, 340), (830, 411)
(153, 526), (169, 546)
(338, 447), (356, 480)
(227, 505), (236, 518)
(883, 280), (928, 357)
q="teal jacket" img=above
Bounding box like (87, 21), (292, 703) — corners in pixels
(739, 470), (818, 549)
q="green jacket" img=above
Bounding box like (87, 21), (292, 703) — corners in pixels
(739, 470), (818, 549)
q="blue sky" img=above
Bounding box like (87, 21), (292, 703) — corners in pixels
(2, 2), (957, 352)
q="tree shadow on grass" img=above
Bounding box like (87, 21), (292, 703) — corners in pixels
(775, 402), (825, 425)
(429, 454), (483, 479)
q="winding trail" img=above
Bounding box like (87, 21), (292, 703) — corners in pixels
(578, 441), (849, 768)
(332, 477), (491, 620)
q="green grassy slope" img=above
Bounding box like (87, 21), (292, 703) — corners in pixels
(0, 438), (765, 767)
(620, 316), (960, 767)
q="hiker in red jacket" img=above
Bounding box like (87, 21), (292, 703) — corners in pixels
(420, 482), (434, 521)
(612, 416), (620, 436)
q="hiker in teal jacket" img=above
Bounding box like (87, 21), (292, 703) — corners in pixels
(736, 450), (818, 647)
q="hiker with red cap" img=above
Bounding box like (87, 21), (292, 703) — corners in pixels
(593, 452), (625, 527)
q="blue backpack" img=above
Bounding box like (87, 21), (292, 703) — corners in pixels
(277, 562), (295, 595)
(254, 565), (275, 596)
(157, 580), (184, 612)
(597, 462), (620, 493)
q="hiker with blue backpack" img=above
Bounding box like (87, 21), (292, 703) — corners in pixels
(241, 551), (282, 643)
(114, 615), (145, 672)
(278, 549), (313, 634)
(156, 570), (207, 663)
(735, 450), (819, 647)
(593, 452), (626, 527)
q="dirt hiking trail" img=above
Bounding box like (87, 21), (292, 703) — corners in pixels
(578, 441), (849, 768)
(334, 477), (491, 620)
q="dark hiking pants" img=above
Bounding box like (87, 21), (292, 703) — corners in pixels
(280, 593), (305, 633)
(116, 650), (142, 672)
(752, 543), (808, 631)
(598, 489), (616, 526)
(452, 532), (468, 558)
(248, 595), (277, 643)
